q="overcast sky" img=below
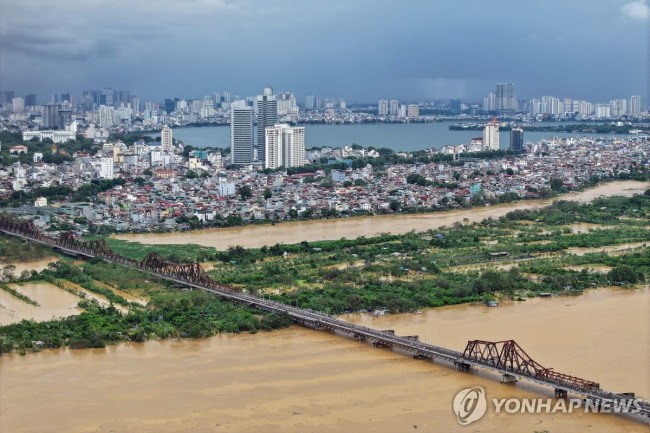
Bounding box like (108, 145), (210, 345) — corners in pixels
(1, 0), (648, 103)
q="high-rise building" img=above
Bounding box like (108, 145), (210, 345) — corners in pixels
(264, 123), (306, 169)
(131, 96), (140, 116)
(450, 99), (461, 113)
(609, 99), (627, 117)
(510, 128), (524, 153)
(101, 88), (113, 106)
(483, 118), (500, 151)
(256, 86), (277, 163)
(540, 96), (562, 115)
(11, 97), (24, 113)
(43, 104), (60, 128)
(1, 90), (15, 106)
(629, 95), (641, 115)
(483, 92), (496, 112)
(57, 107), (72, 129)
(99, 105), (114, 128)
(407, 104), (419, 119)
(594, 104), (611, 118)
(230, 101), (254, 166)
(161, 126), (173, 153)
(496, 83), (516, 113)
(277, 92), (297, 115)
(25, 94), (37, 107)
(305, 94), (316, 110)
(99, 157), (114, 180)
(389, 100), (399, 116)
(378, 99), (388, 116)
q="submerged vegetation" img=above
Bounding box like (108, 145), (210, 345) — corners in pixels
(0, 190), (648, 354)
(0, 292), (292, 355)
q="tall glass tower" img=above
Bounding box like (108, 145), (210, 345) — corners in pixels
(256, 86), (277, 163)
(230, 101), (254, 166)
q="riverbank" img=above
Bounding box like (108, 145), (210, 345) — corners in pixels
(114, 180), (649, 250)
(2, 185), (649, 353)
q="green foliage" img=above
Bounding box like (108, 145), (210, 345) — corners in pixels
(105, 238), (218, 262)
(0, 132), (97, 168)
(0, 234), (55, 261)
(44, 262), (130, 306)
(0, 290), (292, 354)
(239, 185), (253, 200)
(608, 265), (645, 284)
(70, 178), (125, 203)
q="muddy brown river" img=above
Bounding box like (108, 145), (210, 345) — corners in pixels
(1, 286), (648, 433)
(114, 181), (650, 250)
(2, 180), (649, 432)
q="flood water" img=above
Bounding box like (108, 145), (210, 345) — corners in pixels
(115, 181), (650, 250)
(0, 281), (82, 325)
(1, 286), (648, 433)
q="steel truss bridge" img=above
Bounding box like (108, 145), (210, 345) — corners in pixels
(1, 214), (648, 419)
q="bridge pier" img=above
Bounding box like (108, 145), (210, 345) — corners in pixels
(353, 333), (366, 341)
(501, 374), (518, 384)
(373, 340), (391, 348)
(454, 361), (471, 372)
(554, 388), (568, 399)
(413, 352), (429, 360)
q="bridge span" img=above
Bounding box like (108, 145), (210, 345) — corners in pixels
(1, 214), (648, 420)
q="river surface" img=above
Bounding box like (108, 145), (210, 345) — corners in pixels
(115, 181), (650, 250)
(1, 286), (648, 433)
(159, 122), (641, 151)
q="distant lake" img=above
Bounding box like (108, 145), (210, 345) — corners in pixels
(159, 121), (634, 151)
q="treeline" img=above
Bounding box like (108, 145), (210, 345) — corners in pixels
(0, 235), (54, 261)
(108, 132), (155, 145)
(0, 131), (98, 168)
(0, 291), (293, 354)
(0, 184), (73, 208)
(504, 190), (650, 225)
(0, 178), (125, 208)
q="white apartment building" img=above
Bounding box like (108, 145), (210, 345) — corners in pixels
(378, 99), (389, 116)
(264, 124), (305, 169)
(483, 118), (500, 151)
(99, 157), (114, 179)
(160, 126), (173, 153)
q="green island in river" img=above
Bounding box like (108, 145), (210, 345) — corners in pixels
(1, 189), (649, 355)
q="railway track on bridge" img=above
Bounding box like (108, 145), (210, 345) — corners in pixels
(1, 214), (648, 420)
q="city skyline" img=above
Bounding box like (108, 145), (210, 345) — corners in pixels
(1, 1), (649, 103)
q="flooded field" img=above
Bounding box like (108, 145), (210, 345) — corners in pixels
(0, 281), (82, 325)
(566, 241), (648, 257)
(114, 181), (649, 250)
(0, 257), (58, 276)
(1, 286), (648, 433)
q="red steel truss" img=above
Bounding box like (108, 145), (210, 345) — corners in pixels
(463, 339), (600, 391)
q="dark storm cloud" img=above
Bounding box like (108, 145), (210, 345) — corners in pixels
(3, 31), (118, 61)
(0, 0), (647, 103)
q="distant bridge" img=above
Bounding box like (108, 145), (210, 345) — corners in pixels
(1, 214), (647, 420)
